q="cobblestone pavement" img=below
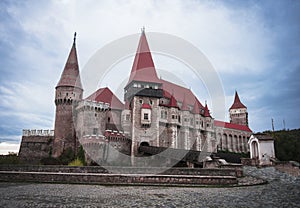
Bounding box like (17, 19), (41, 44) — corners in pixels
(0, 166), (299, 208)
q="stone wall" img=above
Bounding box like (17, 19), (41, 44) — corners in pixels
(19, 135), (53, 164)
(0, 165), (241, 177)
(0, 171), (237, 186)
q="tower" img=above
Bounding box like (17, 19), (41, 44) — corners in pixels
(52, 33), (83, 158)
(229, 91), (248, 126)
(124, 29), (163, 160)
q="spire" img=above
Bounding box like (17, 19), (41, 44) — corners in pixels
(229, 91), (246, 109)
(169, 94), (179, 109)
(181, 95), (189, 111)
(203, 103), (211, 117)
(127, 29), (160, 85)
(73, 32), (76, 45)
(56, 33), (83, 89)
(192, 98), (204, 114)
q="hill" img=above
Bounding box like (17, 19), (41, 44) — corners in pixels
(264, 128), (300, 162)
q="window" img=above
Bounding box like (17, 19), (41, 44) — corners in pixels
(150, 100), (153, 105)
(164, 111), (167, 118)
(139, 99), (143, 104)
(161, 111), (164, 118)
(178, 116), (181, 122)
(144, 113), (149, 120)
(172, 115), (175, 119)
(93, 128), (98, 135)
(126, 114), (130, 121)
(108, 117), (110, 123)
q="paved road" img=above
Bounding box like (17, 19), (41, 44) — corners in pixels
(0, 167), (299, 208)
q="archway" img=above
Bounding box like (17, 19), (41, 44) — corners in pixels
(140, 141), (150, 147)
(251, 141), (259, 159)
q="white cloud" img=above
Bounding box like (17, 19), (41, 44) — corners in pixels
(0, 142), (20, 155)
(0, 0), (290, 144)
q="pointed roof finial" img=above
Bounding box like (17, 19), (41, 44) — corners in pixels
(204, 103), (211, 117)
(73, 32), (77, 45)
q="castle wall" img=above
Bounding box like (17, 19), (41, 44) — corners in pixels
(215, 126), (251, 153)
(131, 96), (160, 157)
(75, 100), (109, 137)
(19, 130), (54, 164)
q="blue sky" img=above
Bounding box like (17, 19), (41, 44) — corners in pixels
(0, 0), (299, 154)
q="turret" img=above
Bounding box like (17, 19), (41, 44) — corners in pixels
(124, 28), (163, 103)
(126, 29), (163, 160)
(53, 33), (83, 158)
(229, 91), (248, 126)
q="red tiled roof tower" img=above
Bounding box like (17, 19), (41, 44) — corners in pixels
(56, 33), (82, 90)
(169, 94), (179, 109)
(127, 29), (160, 85)
(203, 104), (211, 117)
(230, 91), (246, 109)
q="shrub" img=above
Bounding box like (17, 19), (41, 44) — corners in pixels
(68, 158), (84, 166)
(0, 154), (20, 164)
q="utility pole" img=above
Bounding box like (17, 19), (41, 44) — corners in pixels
(271, 118), (274, 132)
(283, 119), (286, 130)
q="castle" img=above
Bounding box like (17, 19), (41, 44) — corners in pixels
(19, 30), (252, 165)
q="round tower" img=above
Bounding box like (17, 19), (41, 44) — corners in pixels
(53, 33), (83, 158)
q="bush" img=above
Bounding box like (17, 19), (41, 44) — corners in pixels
(77, 145), (86, 165)
(68, 158), (84, 166)
(0, 154), (20, 164)
(59, 147), (75, 165)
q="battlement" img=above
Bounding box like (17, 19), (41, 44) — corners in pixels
(76, 100), (110, 111)
(22, 129), (54, 136)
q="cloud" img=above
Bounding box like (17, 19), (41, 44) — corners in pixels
(0, 0), (299, 148)
(0, 142), (20, 155)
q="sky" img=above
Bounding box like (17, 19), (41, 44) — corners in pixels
(0, 0), (299, 154)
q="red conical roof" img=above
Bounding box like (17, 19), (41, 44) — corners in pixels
(56, 35), (82, 89)
(192, 98), (204, 114)
(230, 91), (246, 109)
(127, 30), (160, 85)
(169, 94), (179, 108)
(204, 104), (211, 117)
(181, 95), (189, 111)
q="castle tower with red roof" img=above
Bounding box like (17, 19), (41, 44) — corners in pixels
(53, 33), (83, 158)
(125, 29), (164, 159)
(229, 91), (248, 126)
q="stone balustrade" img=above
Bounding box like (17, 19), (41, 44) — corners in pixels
(22, 129), (54, 136)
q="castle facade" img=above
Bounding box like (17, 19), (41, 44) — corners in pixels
(19, 31), (252, 164)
